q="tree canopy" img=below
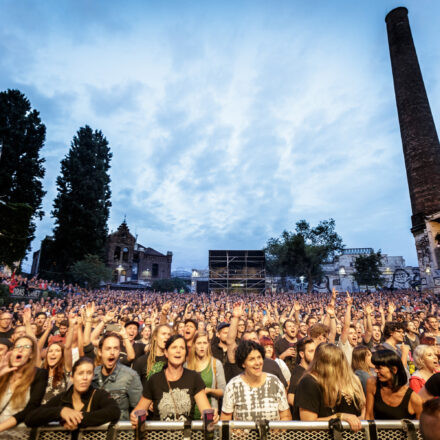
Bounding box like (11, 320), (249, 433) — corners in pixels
(0, 89), (46, 269)
(70, 254), (112, 289)
(47, 125), (112, 279)
(353, 250), (384, 288)
(265, 219), (344, 292)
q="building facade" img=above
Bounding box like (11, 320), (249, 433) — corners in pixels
(106, 221), (172, 284)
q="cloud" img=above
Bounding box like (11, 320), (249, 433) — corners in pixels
(2, 0), (436, 272)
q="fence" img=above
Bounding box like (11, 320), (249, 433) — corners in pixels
(5, 420), (421, 440)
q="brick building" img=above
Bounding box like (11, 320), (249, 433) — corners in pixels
(106, 221), (172, 284)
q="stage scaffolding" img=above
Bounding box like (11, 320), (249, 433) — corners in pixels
(209, 250), (266, 295)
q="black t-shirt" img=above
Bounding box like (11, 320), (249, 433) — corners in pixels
(143, 368), (205, 421)
(287, 365), (306, 395)
(133, 341), (146, 358)
(425, 372), (440, 397)
(274, 337), (297, 373)
(133, 352), (167, 384)
(0, 328), (14, 339)
(293, 374), (361, 420)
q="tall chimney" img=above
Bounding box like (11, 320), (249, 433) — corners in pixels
(386, 7), (440, 290)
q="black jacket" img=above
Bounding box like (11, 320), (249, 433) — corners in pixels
(25, 385), (120, 428)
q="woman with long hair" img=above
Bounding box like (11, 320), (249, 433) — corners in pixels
(221, 340), (291, 422)
(25, 357), (120, 429)
(351, 345), (374, 394)
(295, 343), (365, 431)
(40, 314), (75, 404)
(186, 331), (225, 418)
(366, 349), (422, 419)
(132, 324), (172, 384)
(0, 335), (48, 434)
(409, 345), (439, 393)
(131, 334), (215, 424)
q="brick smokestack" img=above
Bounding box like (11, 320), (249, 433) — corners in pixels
(385, 7), (440, 233)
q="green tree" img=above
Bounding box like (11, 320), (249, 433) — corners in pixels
(50, 126), (112, 278)
(0, 89), (46, 269)
(152, 278), (190, 293)
(265, 219), (344, 292)
(70, 254), (112, 289)
(353, 250), (384, 288)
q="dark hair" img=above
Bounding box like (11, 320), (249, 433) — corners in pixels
(124, 320), (139, 329)
(184, 319), (198, 328)
(371, 349), (407, 391)
(35, 312), (47, 319)
(383, 322), (404, 339)
(98, 332), (122, 350)
(72, 357), (94, 376)
(235, 340), (265, 369)
(165, 334), (187, 353)
(296, 337), (314, 356)
(420, 336), (436, 346)
(420, 398), (440, 440)
(283, 319), (296, 330)
(59, 320), (69, 328)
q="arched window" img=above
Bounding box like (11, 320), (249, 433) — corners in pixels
(114, 246), (121, 262)
(122, 247), (129, 262)
(152, 263), (159, 277)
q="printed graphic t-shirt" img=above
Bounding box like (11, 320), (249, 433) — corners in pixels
(143, 368), (205, 421)
(222, 373), (289, 421)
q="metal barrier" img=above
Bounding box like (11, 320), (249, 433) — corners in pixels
(4, 420), (421, 440)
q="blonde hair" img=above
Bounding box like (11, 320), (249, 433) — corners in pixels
(308, 343), (365, 410)
(147, 324), (172, 376)
(0, 335), (37, 409)
(187, 331), (212, 371)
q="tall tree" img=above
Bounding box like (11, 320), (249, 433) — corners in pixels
(353, 251), (384, 288)
(265, 219), (344, 292)
(0, 89), (46, 269)
(50, 126), (112, 278)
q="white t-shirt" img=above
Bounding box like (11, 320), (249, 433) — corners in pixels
(222, 373), (289, 421)
(338, 338), (354, 365)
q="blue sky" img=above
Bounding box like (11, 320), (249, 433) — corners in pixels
(1, 0), (439, 272)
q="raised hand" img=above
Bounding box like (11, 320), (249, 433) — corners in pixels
(327, 304), (336, 318)
(23, 307), (32, 325)
(388, 302), (396, 315)
(104, 310), (115, 324)
(365, 303), (374, 316)
(232, 302), (244, 318)
(346, 291), (353, 306)
(0, 352), (17, 377)
(85, 302), (95, 319)
(161, 301), (172, 315)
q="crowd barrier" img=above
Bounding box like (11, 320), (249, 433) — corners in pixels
(4, 420), (421, 440)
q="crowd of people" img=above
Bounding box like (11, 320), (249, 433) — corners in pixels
(1, 272), (440, 438)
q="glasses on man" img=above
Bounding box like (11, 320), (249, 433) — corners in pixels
(13, 344), (32, 350)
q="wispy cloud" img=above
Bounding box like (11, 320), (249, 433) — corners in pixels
(1, 0), (437, 271)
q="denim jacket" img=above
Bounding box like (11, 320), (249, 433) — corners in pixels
(93, 362), (142, 420)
